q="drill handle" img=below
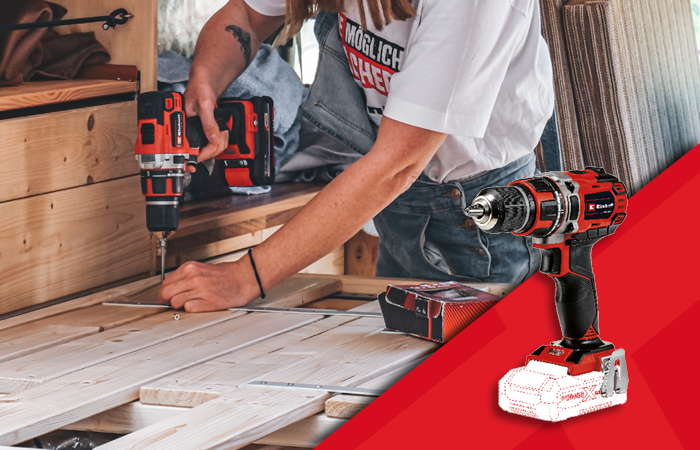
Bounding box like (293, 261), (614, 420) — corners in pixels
(185, 108), (235, 150)
(539, 237), (604, 346)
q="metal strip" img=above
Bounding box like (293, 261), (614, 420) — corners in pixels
(247, 381), (383, 397)
(102, 301), (383, 318)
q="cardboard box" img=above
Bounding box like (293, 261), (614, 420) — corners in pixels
(379, 282), (502, 343)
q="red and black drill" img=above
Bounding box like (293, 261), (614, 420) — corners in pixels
(465, 167), (629, 421)
(135, 91), (274, 280)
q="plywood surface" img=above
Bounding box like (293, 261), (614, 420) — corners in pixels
(0, 80), (137, 112)
(0, 102), (139, 203)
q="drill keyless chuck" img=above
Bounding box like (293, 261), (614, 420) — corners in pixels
(465, 186), (535, 234)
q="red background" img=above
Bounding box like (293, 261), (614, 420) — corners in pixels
(318, 146), (700, 449)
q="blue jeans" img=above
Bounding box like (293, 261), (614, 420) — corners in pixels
(301, 12), (540, 284)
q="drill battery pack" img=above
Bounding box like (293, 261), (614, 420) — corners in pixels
(379, 282), (502, 343)
(214, 97), (274, 187)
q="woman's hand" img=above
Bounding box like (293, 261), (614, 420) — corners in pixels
(183, 77), (229, 173)
(159, 258), (261, 312)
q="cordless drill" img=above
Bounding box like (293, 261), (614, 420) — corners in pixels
(465, 167), (629, 421)
(135, 91), (275, 280)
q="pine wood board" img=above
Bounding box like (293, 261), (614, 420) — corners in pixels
(0, 303), (161, 370)
(324, 357), (427, 420)
(0, 277), (160, 333)
(344, 230), (379, 276)
(65, 402), (186, 434)
(67, 402), (344, 449)
(0, 309), (245, 395)
(52, 0), (158, 91)
(0, 102), (139, 203)
(0, 176), (152, 315)
(0, 303), (162, 366)
(0, 312), (320, 445)
(254, 414), (348, 448)
(139, 314), (361, 407)
(0, 324), (100, 367)
(248, 277), (342, 308)
(0, 80), (137, 113)
(294, 273), (516, 297)
(98, 313), (435, 449)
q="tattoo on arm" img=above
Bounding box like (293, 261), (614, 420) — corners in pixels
(225, 25), (252, 67)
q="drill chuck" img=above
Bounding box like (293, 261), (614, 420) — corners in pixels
(466, 186), (534, 234)
(145, 196), (179, 233)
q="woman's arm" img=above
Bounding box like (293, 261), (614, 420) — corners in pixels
(185, 0), (285, 162)
(159, 117), (448, 312)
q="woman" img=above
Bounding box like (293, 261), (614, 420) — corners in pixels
(159, 0), (554, 312)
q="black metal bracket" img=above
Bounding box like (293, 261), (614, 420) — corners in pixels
(0, 8), (132, 33)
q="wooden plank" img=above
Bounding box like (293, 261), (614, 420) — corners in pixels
(52, 0), (158, 91)
(255, 414), (347, 448)
(0, 310), (243, 394)
(139, 314), (360, 407)
(0, 274), (336, 393)
(0, 312), (320, 445)
(0, 102), (139, 203)
(66, 402), (186, 434)
(300, 298), (369, 311)
(0, 303), (160, 368)
(324, 358), (426, 420)
(68, 402), (344, 448)
(250, 277), (342, 308)
(0, 176), (152, 315)
(99, 315), (436, 449)
(344, 230), (379, 276)
(0, 274), (336, 333)
(294, 273), (516, 297)
(0, 277), (160, 333)
(298, 246), (344, 275)
(0, 80), (137, 112)
(0, 324), (100, 366)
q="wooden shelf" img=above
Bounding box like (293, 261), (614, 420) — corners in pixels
(166, 183), (325, 268)
(0, 79), (137, 112)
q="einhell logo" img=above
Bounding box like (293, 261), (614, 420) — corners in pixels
(588, 202), (614, 211)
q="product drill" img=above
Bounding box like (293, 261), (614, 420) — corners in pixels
(465, 167), (629, 421)
(135, 91), (274, 281)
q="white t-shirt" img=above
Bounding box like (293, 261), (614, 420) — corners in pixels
(245, 0), (554, 182)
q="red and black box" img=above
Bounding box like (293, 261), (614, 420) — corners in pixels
(379, 282), (503, 343)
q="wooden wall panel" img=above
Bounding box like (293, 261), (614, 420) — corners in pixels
(344, 230), (379, 276)
(53, 0), (158, 91)
(0, 102), (139, 203)
(0, 176), (152, 315)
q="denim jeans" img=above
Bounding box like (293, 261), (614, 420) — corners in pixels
(301, 12), (540, 284)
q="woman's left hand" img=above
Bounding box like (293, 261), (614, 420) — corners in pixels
(159, 258), (261, 312)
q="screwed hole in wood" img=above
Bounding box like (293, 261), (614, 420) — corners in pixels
(87, 175), (94, 184)
(87, 114), (95, 131)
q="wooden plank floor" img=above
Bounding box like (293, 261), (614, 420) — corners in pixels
(0, 273), (509, 448)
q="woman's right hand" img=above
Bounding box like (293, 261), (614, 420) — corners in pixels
(183, 76), (229, 173)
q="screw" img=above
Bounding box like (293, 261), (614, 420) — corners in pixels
(173, 313), (180, 321)
(253, 120), (259, 126)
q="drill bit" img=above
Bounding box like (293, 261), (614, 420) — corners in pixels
(465, 204), (485, 218)
(159, 237), (167, 283)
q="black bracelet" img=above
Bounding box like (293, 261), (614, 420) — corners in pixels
(248, 248), (266, 299)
